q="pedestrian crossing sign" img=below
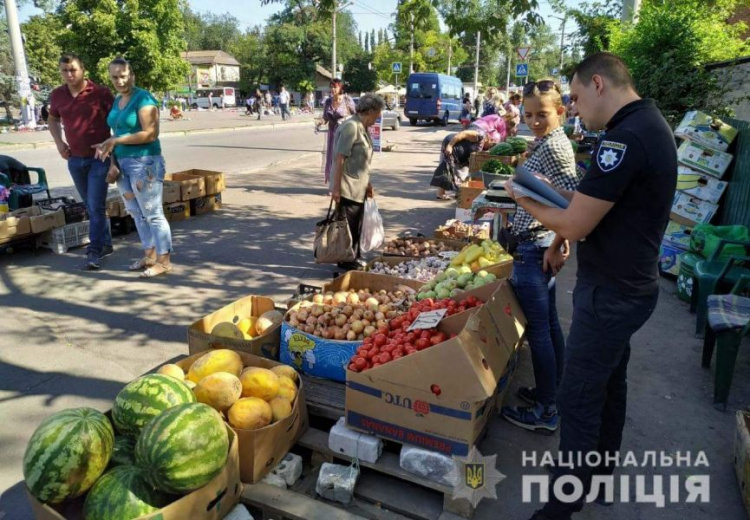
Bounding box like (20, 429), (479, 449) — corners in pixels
(515, 63), (529, 77)
(392, 62), (402, 74)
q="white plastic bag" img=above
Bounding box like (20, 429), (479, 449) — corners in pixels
(360, 198), (385, 253)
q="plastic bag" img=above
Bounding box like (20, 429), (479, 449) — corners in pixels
(689, 224), (749, 260)
(360, 198), (385, 253)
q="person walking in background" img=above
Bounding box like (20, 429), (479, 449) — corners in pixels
(322, 79), (356, 187)
(505, 93), (523, 136)
(94, 57), (173, 278)
(48, 53), (115, 271)
(255, 89), (264, 119)
(459, 93), (473, 127)
(330, 94), (384, 271)
(207, 91), (213, 110)
(279, 86), (291, 120)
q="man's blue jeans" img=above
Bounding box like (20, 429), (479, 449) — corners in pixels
(510, 242), (566, 407)
(68, 156), (111, 255)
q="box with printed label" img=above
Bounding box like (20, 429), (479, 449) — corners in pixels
(675, 110), (738, 152)
(164, 172), (206, 200)
(190, 193), (222, 216)
(659, 239), (688, 276)
(676, 166), (728, 204)
(663, 220), (693, 249)
(345, 281), (526, 456)
(172, 169), (225, 195)
(162, 181), (182, 204)
(457, 180), (485, 210)
(677, 141), (733, 179)
(163, 202), (190, 223)
(670, 192), (719, 227)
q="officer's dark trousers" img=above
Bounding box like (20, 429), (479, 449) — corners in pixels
(541, 281), (658, 519)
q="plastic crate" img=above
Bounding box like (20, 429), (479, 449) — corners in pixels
(36, 220), (111, 254)
(37, 196), (88, 224)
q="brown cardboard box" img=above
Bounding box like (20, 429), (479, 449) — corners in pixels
(191, 193), (223, 216)
(30, 209), (66, 234)
(171, 169), (225, 195)
(322, 270), (424, 294)
(105, 196), (126, 218)
(164, 172), (206, 201)
(345, 281), (525, 456)
(469, 151), (518, 173)
(457, 180), (486, 209)
(162, 181), (182, 204)
(381, 236), (470, 256)
(188, 295), (282, 359)
(27, 425), (242, 520)
(176, 351), (308, 484)
(163, 202), (190, 223)
(735, 411), (750, 517)
(0, 209), (32, 242)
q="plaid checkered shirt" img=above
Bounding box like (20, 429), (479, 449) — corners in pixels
(512, 127), (579, 241)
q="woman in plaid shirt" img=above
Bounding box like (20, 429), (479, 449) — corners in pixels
(501, 80), (579, 434)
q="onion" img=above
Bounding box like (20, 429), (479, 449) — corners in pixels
(304, 325), (315, 334)
(378, 304), (389, 314)
(317, 315), (328, 325)
(306, 316), (317, 326)
(347, 293), (360, 304)
(289, 317), (300, 328)
(334, 329), (347, 340)
(351, 320), (365, 334)
(297, 310), (309, 321)
(323, 328), (335, 340)
(363, 310), (375, 321)
(333, 292), (348, 304)
(342, 324), (351, 332)
(375, 312), (385, 321)
(311, 305), (324, 317)
(385, 311), (398, 320)
(323, 304), (332, 313)
(342, 305), (354, 316)
(346, 330), (357, 341)
(376, 319), (388, 329)
(361, 319), (371, 327)
(312, 294), (324, 304)
(364, 326), (376, 337)
(365, 298), (379, 311)
(335, 314), (348, 326)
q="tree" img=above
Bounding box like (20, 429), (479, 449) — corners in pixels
(364, 35), (370, 53)
(0, 19), (18, 120)
(358, 31), (363, 49)
(228, 27), (266, 93)
(563, 0), (622, 56)
(369, 29), (376, 52)
(21, 13), (64, 87)
(200, 13), (242, 51)
(377, 28), (383, 46)
(343, 55), (377, 93)
(372, 43), (409, 84)
(181, 5), (205, 51)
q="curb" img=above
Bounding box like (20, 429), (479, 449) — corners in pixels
(0, 118), (316, 152)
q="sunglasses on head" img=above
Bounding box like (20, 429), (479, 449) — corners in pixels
(523, 80), (559, 95)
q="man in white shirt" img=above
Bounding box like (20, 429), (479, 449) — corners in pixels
(279, 86), (291, 121)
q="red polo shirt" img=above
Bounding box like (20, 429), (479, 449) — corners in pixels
(49, 80), (114, 158)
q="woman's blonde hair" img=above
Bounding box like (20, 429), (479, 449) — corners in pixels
(522, 78), (563, 107)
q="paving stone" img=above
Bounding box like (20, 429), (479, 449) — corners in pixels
(315, 462), (360, 505)
(328, 417), (383, 463)
(271, 452), (303, 486)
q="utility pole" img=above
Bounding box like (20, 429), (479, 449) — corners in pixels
(4, 0), (34, 127)
(409, 13), (415, 74)
(559, 14), (566, 83)
(622, 0), (642, 23)
(505, 51), (511, 95)
(332, 2), (338, 79)
(473, 31), (481, 97)
(447, 40), (452, 76)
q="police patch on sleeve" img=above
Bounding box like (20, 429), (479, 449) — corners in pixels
(596, 140), (628, 172)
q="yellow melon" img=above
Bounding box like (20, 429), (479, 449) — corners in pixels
(255, 310), (283, 336)
(187, 349), (243, 383)
(270, 365), (298, 383)
(269, 397), (293, 423)
(227, 397), (273, 430)
(157, 364), (185, 381)
(237, 317), (257, 337)
(211, 321), (244, 340)
(277, 376), (297, 402)
(239, 367), (279, 401)
(194, 372), (242, 411)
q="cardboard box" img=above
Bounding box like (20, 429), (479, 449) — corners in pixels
(163, 202), (190, 223)
(0, 209), (32, 242)
(676, 166), (728, 204)
(30, 209), (66, 234)
(27, 425), (241, 520)
(457, 180), (486, 210)
(176, 351), (308, 484)
(663, 220), (693, 249)
(188, 295), (281, 359)
(675, 110), (738, 152)
(191, 193), (223, 216)
(105, 195), (126, 218)
(171, 169), (225, 195)
(455, 207), (473, 222)
(670, 192), (719, 227)
(735, 411), (750, 518)
(382, 236), (470, 256)
(677, 140), (733, 179)
(345, 281), (526, 456)
(659, 239), (688, 276)
(162, 181), (182, 204)
(164, 172), (206, 201)
(469, 152), (517, 174)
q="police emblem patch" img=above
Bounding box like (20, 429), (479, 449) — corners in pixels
(597, 140), (627, 172)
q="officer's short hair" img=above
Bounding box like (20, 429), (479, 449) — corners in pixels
(572, 52), (635, 90)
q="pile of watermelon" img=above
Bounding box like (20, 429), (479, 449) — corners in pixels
(488, 137), (527, 156)
(23, 373), (230, 519)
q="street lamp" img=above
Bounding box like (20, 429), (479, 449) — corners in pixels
(549, 14), (567, 83)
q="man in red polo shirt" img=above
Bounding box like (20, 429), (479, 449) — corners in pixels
(49, 53), (115, 270)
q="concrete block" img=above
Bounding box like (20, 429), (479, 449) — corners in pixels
(315, 462), (359, 505)
(261, 470), (288, 489)
(329, 417), (383, 463)
(224, 504), (255, 520)
(271, 452), (303, 486)
(400, 445), (458, 487)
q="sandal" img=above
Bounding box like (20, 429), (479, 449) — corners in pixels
(140, 263), (172, 278)
(129, 258), (156, 271)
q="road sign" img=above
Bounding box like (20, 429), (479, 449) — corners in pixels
(552, 68), (559, 75)
(515, 63), (529, 77)
(517, 47), (531, 60)
(561, 76), (568, 84)
(392, 62), (402, 74)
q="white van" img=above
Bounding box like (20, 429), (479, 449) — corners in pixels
(190, 87), (236, 109)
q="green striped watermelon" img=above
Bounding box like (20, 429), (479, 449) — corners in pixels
(23, 408), (114, 504)
(112, 374), (196, 436)
(109, 436), (137, 468)
(135, 403), (229, 494)
(83, 465), (173, 520)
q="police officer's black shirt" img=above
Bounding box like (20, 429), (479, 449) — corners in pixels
(576, 99), (677, 296)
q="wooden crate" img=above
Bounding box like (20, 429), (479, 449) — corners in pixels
(468, 151), (518, 173)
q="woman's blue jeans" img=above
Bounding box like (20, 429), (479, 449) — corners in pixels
(116, 156), (172, 255)
(510, 242), (566, 407)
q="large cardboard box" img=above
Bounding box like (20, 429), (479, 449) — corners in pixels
(675, 110), (738, 152)
(176, 351), (308, 484)
(163, 202), (190, 223)
(677, 140), (733, 179)
(659, 239), (688, 276)
(188, 295), (282, 359)
(171, 169), (225, 195)
(345, 281), (526, 456)
(30, 209), (66, 234)
(670, 192), (719, 227)
(676, 166), (728, 204)
(191, 193), (223, 216)
(457, 180), (486, 209)
(0, 209), (32, 242)
(382, 236), (470, 256)
(735, 411), (750, 518)
(663, 221), (693, 249)
(162, 181), (182, 204)
(164, 172), (207, 201)
(27, 425), (242, 520)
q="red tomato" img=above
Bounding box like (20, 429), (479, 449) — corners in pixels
(429, 335), (442, 346)
(459, 300), (468, 308)
(393, 353), (403, 360)
(373, 362), (382, 368)
(448, 300), (457, 307)
(367, 348), (379, 359)
(380, 352), (392, 363)
(348, 363), (359, 372)
(457, 306), (466, 313)
(374, 334), (387, 347)
(354, 357), (367, 369)
(416, 338), (430, 351)
(378, 326), (389, 335)
(391, 317), (402, 329)
(466, 296), (479, 307)
(405, 347), (417, 355)
(384, 344), (395, 353)
(393, 348), (404, 357)
(419, 330), (431, 340)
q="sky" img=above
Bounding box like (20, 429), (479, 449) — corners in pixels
(18, 0), (576, 53)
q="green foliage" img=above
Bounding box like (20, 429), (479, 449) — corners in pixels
(0, 19), (17, 120)
(567, 1), (622, 56)
(58, 0), (190, 92)
(21, 14), (64, 87)
(343, 56), (377, 94)
(228, 28), (266, 93)
(610, 0), (750, 124)
(298, 79), (315, 93)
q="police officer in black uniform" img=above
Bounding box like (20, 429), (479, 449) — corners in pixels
(505, 52), (678, 519)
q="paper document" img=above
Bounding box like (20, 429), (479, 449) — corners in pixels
(511, 164), (570, 209)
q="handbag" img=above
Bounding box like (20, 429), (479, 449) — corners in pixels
(314, 200), (355, 264)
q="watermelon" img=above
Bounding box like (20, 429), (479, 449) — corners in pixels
(83, 465), (173, 520)
(489, 142), (514, 156)
(23, 408), (114, 504)
(506, 137), (528, 153)
(136, 403), (229, 494)
(109, 436), (137, 468)
(112, 374), (196, 436)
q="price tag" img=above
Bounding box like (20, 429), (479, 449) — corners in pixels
(407, 309), (448, 331)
